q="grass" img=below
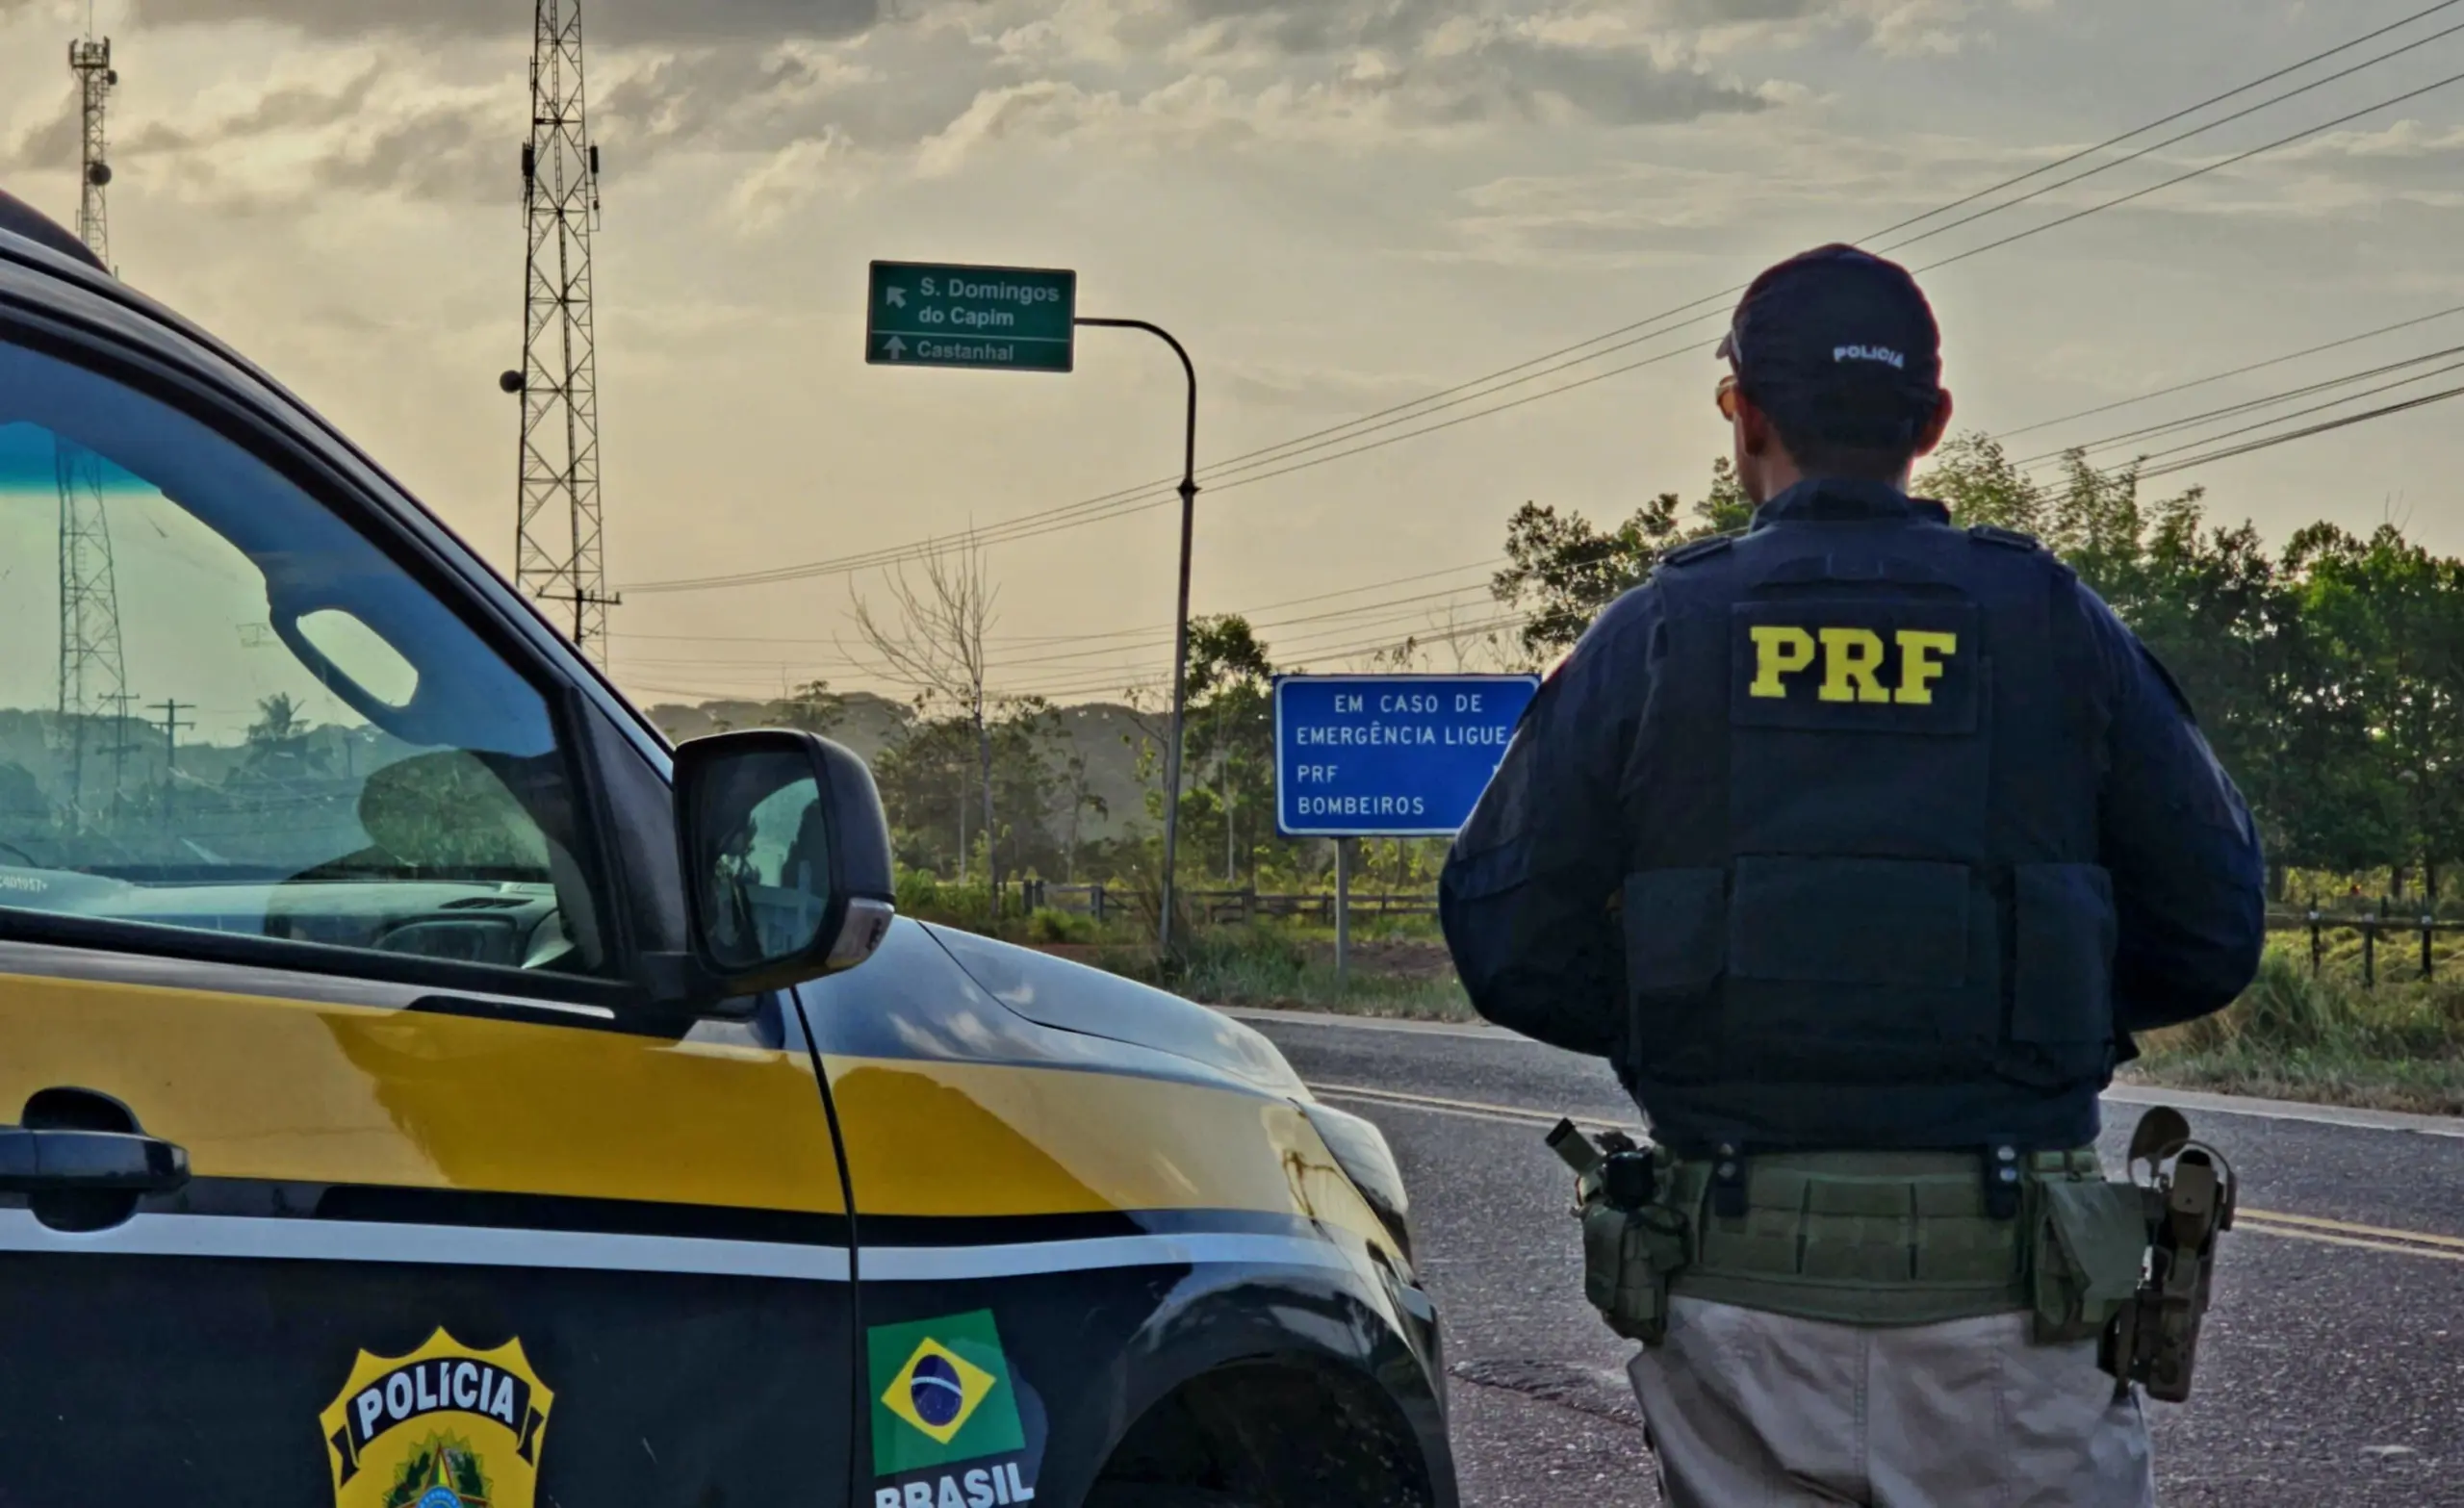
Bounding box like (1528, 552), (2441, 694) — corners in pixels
(2130, 948), (2464, 1115)
(1170, 925), (1477, 1021)
(1167, 928), (2464, 1117)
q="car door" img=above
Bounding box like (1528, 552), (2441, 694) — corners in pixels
(0, 275), (854, 1505)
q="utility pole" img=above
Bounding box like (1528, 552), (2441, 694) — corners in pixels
(151, 699), (190, 825)
(103, 689), (141, 818)
(501, 0), (617, 657)
(54, 33), (126, 834)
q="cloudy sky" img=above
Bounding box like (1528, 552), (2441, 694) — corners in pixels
(6, 0), (2463, 708)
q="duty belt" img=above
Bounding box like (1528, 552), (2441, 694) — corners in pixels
(1664, 1147), (2103, 1327)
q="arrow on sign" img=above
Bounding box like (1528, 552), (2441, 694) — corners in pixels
(885, 286), (907, 308)
(883, 336), (908, 360)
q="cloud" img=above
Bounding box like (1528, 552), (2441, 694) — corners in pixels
(121, 0), (885, 45)
(1415, 33), (1776, 127)
(0, 87), (78, 173)
(34, 0), (1797, 224)
(725, 129), (854, 228)
(903, 41), (1771, 179)
(1219, 356), (1435, 412)
(119, 68), (383, 154)
(93, 65), (505, 207)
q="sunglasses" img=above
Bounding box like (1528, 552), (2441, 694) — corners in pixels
(1715, 372), (1742, 422)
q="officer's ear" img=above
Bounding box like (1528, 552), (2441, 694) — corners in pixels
(1737, 393), (1779, 460)
(1913, 389), (1955, 459)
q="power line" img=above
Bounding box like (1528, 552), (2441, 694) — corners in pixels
(610, 558), (1502, 647)
(1913, 65), (2464, 279)
(2021, 341), (2464, 465)
(1857, 0), (2464, 246)
(618, 578), (1507, 681)
(637, 297), (2464, 695)
(1999, 300), (2464, 440)
(619, 4), (2464, 599)
(1163, 66), (2464, 507)
(625, 598), (1539, 705)
(1179, 8), (2464, 498)
(2105, 355), (2464, 469)
(1874, 11), (2464, 261)
(637, 306), (2464, 687)
(2141, 379), (2464, 479)
(636, 342), (2464, 708)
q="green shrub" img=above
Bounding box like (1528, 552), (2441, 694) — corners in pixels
(1169, 923), (1473, 1020)
(2134, 943), (2464, 1113)
(1025, 907), (1097, 945)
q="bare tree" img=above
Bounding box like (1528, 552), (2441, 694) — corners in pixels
(1368, 602), (1527, 676)
(851, 538), (1004, 910)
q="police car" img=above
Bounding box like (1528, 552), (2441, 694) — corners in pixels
(0, 194), (1452, 1508)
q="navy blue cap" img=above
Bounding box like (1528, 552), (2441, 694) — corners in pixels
(1718, 243), (1940, 447)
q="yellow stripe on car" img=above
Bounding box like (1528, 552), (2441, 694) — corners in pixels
(0, 972), (847, 1213)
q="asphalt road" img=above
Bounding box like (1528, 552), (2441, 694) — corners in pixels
(1239, 1010), (2464, 1508)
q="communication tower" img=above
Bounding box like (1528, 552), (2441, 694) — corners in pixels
(503, 0), (616, 654)
(57, 34), (126, 828)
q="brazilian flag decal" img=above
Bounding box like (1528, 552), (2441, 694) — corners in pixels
(867, 1310), (1025, 1475)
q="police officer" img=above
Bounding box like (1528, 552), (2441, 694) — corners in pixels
(1440, 244), (2266, 1506)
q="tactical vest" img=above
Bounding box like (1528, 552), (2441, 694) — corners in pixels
(1620, 512), (2116, 1153)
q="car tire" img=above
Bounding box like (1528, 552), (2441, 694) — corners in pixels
(1082, 1488), (1265, 1508)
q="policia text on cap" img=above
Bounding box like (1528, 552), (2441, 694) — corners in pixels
(1439, 244), (2268, 1508)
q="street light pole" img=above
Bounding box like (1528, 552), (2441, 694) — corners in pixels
(1074, 318), (1198, 957)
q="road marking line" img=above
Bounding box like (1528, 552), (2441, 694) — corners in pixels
(2236, 1221), (2464, 1263)
(1313, 1082), (1630, 1131)
(1314, 1080), (2464, 1266)
(2236, 1210), (2464, 1252)
(1243, 1008), (2464, 1137)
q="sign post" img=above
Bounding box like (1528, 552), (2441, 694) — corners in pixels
(866, 261), (1077, 372)
(1274, 674), (1541, 985)
(865, 260), (1203, 954)
(1334, 837), (1352, 987)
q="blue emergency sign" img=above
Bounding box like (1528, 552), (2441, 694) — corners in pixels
(1274, 674), (1542, 838)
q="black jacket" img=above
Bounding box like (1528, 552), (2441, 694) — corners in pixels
(1440, 477), (2268, 1149)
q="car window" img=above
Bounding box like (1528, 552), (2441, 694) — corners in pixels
(0, 336), (604, 978)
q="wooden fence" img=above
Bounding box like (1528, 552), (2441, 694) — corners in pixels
(1007, 888), (2459, 984)
(1022, 882), (1438, 927)
(2268, 908), (2464, 986)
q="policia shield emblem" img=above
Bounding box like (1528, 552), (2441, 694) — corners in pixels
(318, 1331), (555, 1508)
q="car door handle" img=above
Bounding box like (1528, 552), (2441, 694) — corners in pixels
(0, 1127), (190, 1194)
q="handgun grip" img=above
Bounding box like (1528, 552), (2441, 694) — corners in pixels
(1547, 1118), (1602, 1176)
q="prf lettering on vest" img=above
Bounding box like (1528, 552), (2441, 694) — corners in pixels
(1748, 626), (1958, 705)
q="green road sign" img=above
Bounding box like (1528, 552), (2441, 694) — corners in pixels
(866, 261), (1076, 372)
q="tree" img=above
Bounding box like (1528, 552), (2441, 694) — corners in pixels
(872, 714), (978, 876)
(247, 693), (305, 748)
(768, 679), (844, 736)
(1919, 432), (2041, 533)
(853, 539), (1004, 907)
(238, 692), (330, 781)
(1184, 616), (1277, 884)
(1491, 431), (2464, 900)
(1490, 458), (1748, 657)
(1055, 737), (1107, 882)
(2287, 524), (2464, 896)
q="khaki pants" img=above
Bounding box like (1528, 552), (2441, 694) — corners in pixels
(1629, 1296), (2155, 1507)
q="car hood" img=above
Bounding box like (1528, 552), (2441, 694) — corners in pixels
(919, 923), (1305, 1097)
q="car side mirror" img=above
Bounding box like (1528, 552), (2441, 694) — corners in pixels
(670, 729), (895, 1002)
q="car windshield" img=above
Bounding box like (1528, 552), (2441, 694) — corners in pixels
(0, 336), (598, 974)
